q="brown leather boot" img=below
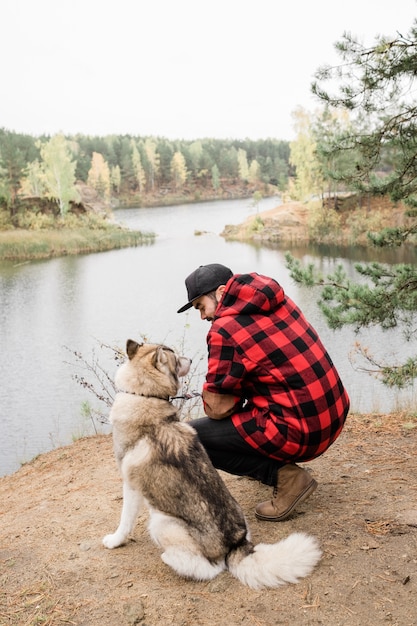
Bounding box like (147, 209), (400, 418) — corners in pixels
(255, 464), (318, 522)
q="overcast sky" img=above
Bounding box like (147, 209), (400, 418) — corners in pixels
(1, 0), (417, 141)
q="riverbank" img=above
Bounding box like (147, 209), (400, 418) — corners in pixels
(0, 225), (154, 262)
(222, 200), (310, 243)
(118, 180), (277, 208)
(1, 412), (416, 625)
(221, 196), (414, 246)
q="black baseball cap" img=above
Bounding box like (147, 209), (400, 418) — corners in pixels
(177, 263), (233, 313)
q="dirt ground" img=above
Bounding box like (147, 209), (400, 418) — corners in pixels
(1, 413), (417, 626)
(221, 200), (310, 244)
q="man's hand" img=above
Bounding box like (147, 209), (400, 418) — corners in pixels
(202, 390), (240, 420)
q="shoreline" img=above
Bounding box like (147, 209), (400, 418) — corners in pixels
(0, 225), (154, 263)
(2, 195), (414, 263)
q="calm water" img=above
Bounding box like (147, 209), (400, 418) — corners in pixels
(0, 196), (415, 476)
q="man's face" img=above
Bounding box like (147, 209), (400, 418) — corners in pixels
(192, 285), (225, 322)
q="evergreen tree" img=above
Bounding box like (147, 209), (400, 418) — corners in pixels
(311, 107), (354, 206)
(286, 21), (417, 388)
(110, 165), (121, 194)
(211, 163), (220, 190)
(156, 139), (174, 186)
(188, 140), (203, 178)
(119, 137), (135, 191)
(218, 146), (239, 179)
(131, 141), (146, 192)
(144, 138), (160, 191)
(0, 129), (38, 210)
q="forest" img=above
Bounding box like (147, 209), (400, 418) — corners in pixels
(0, 128), (291, 217)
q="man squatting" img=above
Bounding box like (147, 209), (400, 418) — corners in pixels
(177, 263), (350, 521)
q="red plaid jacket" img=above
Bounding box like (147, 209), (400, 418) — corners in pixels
(202, 273), (350, 462)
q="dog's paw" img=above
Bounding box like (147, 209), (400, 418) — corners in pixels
(102, 533), (125, 549)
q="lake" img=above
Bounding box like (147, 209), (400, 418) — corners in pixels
(0, 196), (415, 476)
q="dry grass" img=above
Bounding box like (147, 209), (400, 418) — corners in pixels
(0, 227), (154, 261)
(0, 576), (79, 625)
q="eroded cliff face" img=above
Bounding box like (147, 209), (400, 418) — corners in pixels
(72, 181), (111, 215)
(222, 201), (309, 243)
(2, 182), (110, 217)
(221, 196), (411, 246)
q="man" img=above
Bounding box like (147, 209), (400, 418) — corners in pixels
(177, 263), (350, 521)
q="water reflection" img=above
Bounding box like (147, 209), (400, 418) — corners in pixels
(263, 241), (417, 265)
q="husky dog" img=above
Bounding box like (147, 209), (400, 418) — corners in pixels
(103, 340), (321, 589)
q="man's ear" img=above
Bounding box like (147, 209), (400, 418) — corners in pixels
(216, 284), (226, 300)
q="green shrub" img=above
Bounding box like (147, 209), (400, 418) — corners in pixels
(0, 209), (13, 230)
(247, 215), (264, 233)
(15, 211), (56, 230)
(307, 201), (341, 241)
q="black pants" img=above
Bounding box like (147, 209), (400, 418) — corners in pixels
(189, 416), (285, 487)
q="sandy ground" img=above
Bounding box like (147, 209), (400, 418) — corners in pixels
(1, 413), (417, 626)
(221, 201), (310, 244)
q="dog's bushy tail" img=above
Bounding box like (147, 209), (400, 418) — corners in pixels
(227, 532), (321, 590)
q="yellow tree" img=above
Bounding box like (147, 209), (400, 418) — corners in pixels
(87, 152), (111, 199)
(170, 151), (188, 189)
(248, 159), (261, 184)
(237, 148), (249, 182)
(289, 107), (324, 201)
(40, 134), (79, 215)
(20, 160), (46, 197)
(131, 141), (146, 192)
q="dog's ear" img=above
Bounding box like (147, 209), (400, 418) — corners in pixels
(126, 339), (142, 360)
(152, 345), (168, 369)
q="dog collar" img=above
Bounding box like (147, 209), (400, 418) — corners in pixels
(117, 389), (170, 401)
(117, 389), (201, 402)
(170, 391), (201, 401)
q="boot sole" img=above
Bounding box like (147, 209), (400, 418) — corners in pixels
(255, 478), (318, 522)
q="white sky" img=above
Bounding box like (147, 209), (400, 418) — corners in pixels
(1, 0), (417, 141)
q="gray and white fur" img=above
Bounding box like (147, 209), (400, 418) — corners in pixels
(103, 339), (321, 589)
